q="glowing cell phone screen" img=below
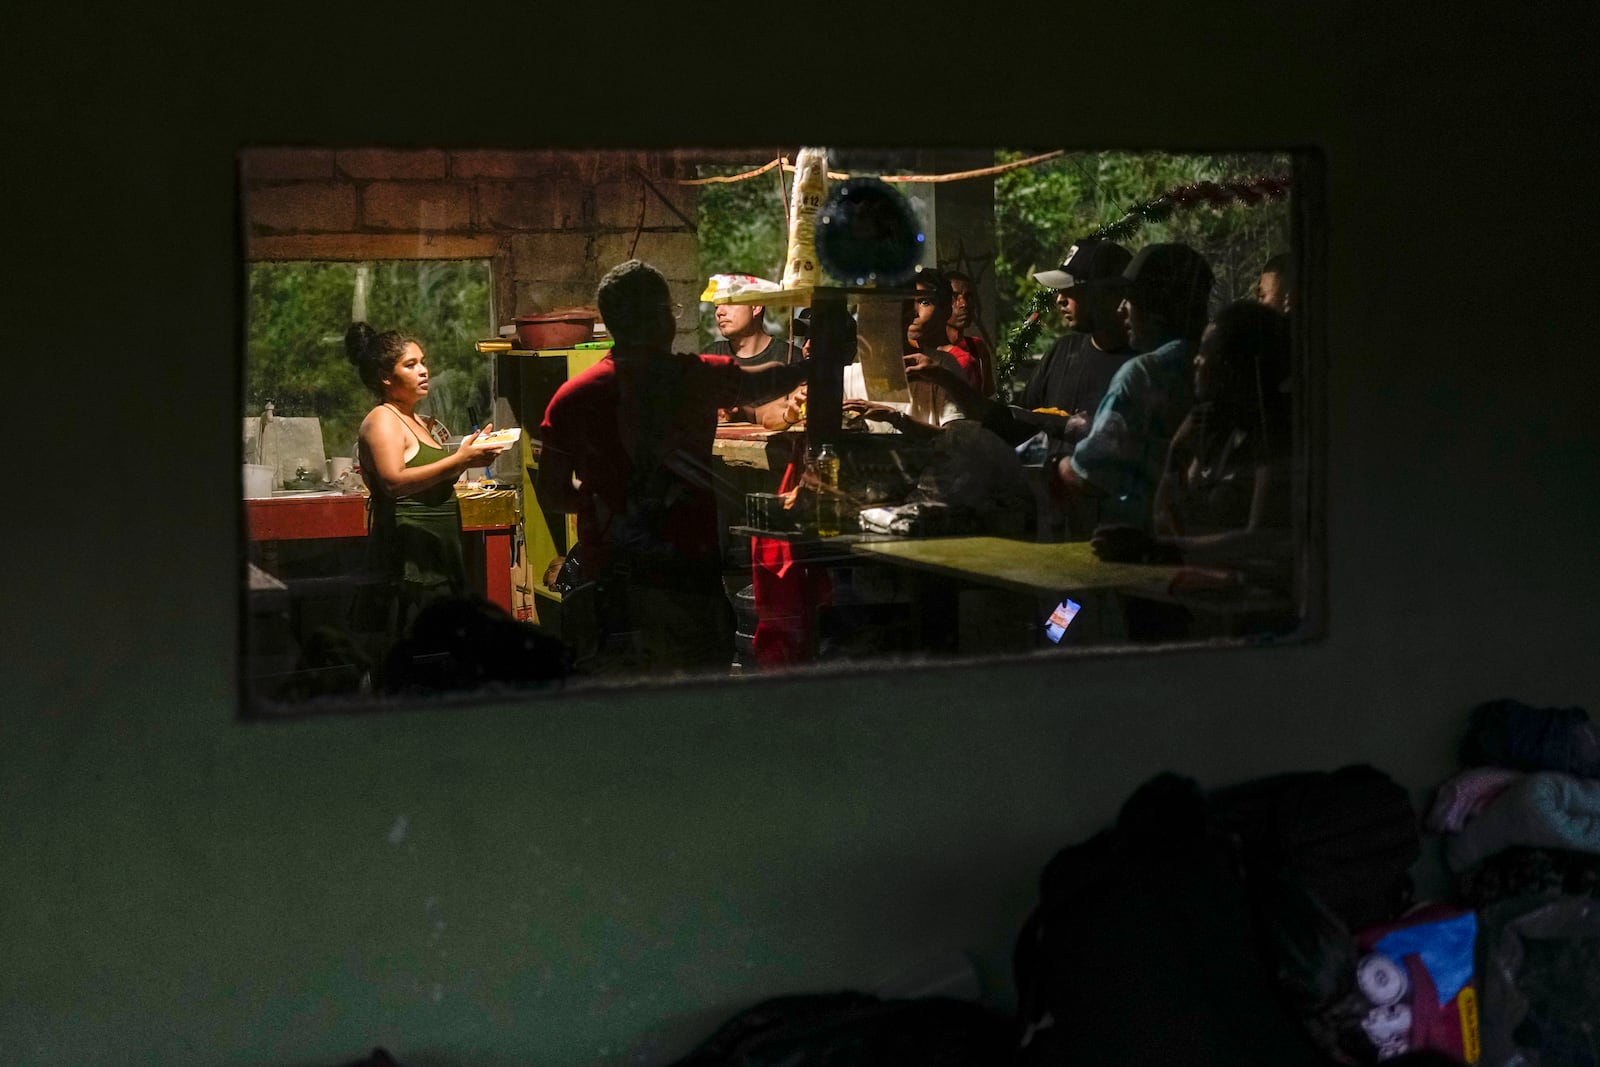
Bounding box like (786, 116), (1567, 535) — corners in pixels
(1045, 599), (1082, 643)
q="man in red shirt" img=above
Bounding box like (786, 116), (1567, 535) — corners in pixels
(945, 270), (994, 397)
(537, 260), (809, 674)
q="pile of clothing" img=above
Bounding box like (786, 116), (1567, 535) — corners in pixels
(857, 501), (979, 537)
(1425, 698), (1600, 1067)
(1010, 701), (1600, 1067)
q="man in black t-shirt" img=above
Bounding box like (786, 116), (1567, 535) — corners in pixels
(705, 278), (800, 423)
(1019, 239), (1136, 447)
(706, 292), (800, 368)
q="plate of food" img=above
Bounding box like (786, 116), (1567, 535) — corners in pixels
(475, 427), (521, 446)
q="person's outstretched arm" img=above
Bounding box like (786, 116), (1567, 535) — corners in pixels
(361, 410), (508, 498)
(731, 358), (811, 407)
(903, 351), (1009, 428)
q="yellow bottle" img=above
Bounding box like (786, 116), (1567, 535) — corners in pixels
(813, 443), (841, 537)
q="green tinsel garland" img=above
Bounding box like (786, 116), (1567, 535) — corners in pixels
(997, 171), (1292, 390)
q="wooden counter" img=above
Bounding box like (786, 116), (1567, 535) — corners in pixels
(712, 424), (803, 472)
(848, 536), (1180, 599)
(244, 486), (518, 612)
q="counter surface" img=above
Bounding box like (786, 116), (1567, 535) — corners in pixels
(848, 536), (1181, 598)
(244, 486), (517, 541)
(712, 424), (800, 472)
(244, 486), (519, 612)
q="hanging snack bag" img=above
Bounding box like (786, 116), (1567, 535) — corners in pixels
(700, 273), (782, 304)
(781, 147), (829, 291)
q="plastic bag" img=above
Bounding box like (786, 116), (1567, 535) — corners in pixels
(781, 147), (828, 291)
(699, 272), (781, 304)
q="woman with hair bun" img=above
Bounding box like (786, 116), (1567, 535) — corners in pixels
(344, 322), (511, 639)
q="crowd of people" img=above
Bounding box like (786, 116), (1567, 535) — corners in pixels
(326, 231), (1297, 688)
(811, 240), (1296, 579)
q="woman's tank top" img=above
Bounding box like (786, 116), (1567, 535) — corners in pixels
(400, 434), (457, 507)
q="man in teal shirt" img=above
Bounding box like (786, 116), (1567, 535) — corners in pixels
(1058, 243), (1214, 530)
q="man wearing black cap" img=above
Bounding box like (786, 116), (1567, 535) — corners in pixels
(893, 242), (1135, 453)
(1057, 242), (1214, 529)
(1020, 239), (1136, 445)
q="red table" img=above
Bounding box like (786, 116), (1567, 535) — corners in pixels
(245, 490), (517, 612)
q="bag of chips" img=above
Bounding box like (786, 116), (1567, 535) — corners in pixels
(699, 273), (782, 304)
(781, 146), (828, 291)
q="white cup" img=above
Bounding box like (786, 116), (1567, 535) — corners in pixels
(243, 463), (274, 498)
(326, 457), (353, 483)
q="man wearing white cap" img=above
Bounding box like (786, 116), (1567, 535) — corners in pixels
(1024, 239), (1136, 446)
(706, 277), (799, 369)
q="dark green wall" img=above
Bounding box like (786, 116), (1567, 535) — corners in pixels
(5, 5), (1598, 1065)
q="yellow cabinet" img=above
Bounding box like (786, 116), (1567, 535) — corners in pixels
(494, 346), (609, 625)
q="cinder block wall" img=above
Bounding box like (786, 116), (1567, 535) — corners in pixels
(240, 148), (704, 347)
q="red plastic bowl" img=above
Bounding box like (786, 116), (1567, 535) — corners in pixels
(514, 313), (594, 350)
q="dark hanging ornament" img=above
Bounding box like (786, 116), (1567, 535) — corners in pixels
(813, 177), (925, 287)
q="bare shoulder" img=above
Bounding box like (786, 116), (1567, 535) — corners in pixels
(359, 404), (401, 441)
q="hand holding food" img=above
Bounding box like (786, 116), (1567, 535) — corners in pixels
(780, 384), (807, 427)
(461, 423), (515, 462)
(473, 426), (521, 447)
(842, 398), (904, 424)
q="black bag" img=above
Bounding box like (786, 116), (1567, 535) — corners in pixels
(344, 1050), (405, 1067)
(1013, 773), (1327, 1066)
(1208, 763), (1421, 934)
(668, 991), (1011, 1067)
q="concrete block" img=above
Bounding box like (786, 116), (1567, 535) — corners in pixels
(361, 182), (472, 231)
(595, 176), (698, 231)
(567, 149), (640, 183)
(593, 232), (700, 284)
(336, 148), (448, 180)
(512, 280), (600, 317)
(508, 233), (591, 283)
(480, 181), (588, 231)
(240, 148), (335, 181)
(555, 185), (591, 230)
(450, 150), (573, 181)
(595, 180), (645, 231)
(249, 233), (500, 262)
(249, 182), (358, 233)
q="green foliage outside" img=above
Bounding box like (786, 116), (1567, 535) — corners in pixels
(245, 153), (1289, 451)
(693, 149), (1293, 390)
(246, 260), (493, 458)
(993, 150), (1292, 388)
(693, 164), (795, 342)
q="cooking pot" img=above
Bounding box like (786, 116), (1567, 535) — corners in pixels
(515, 312), (595, 351)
